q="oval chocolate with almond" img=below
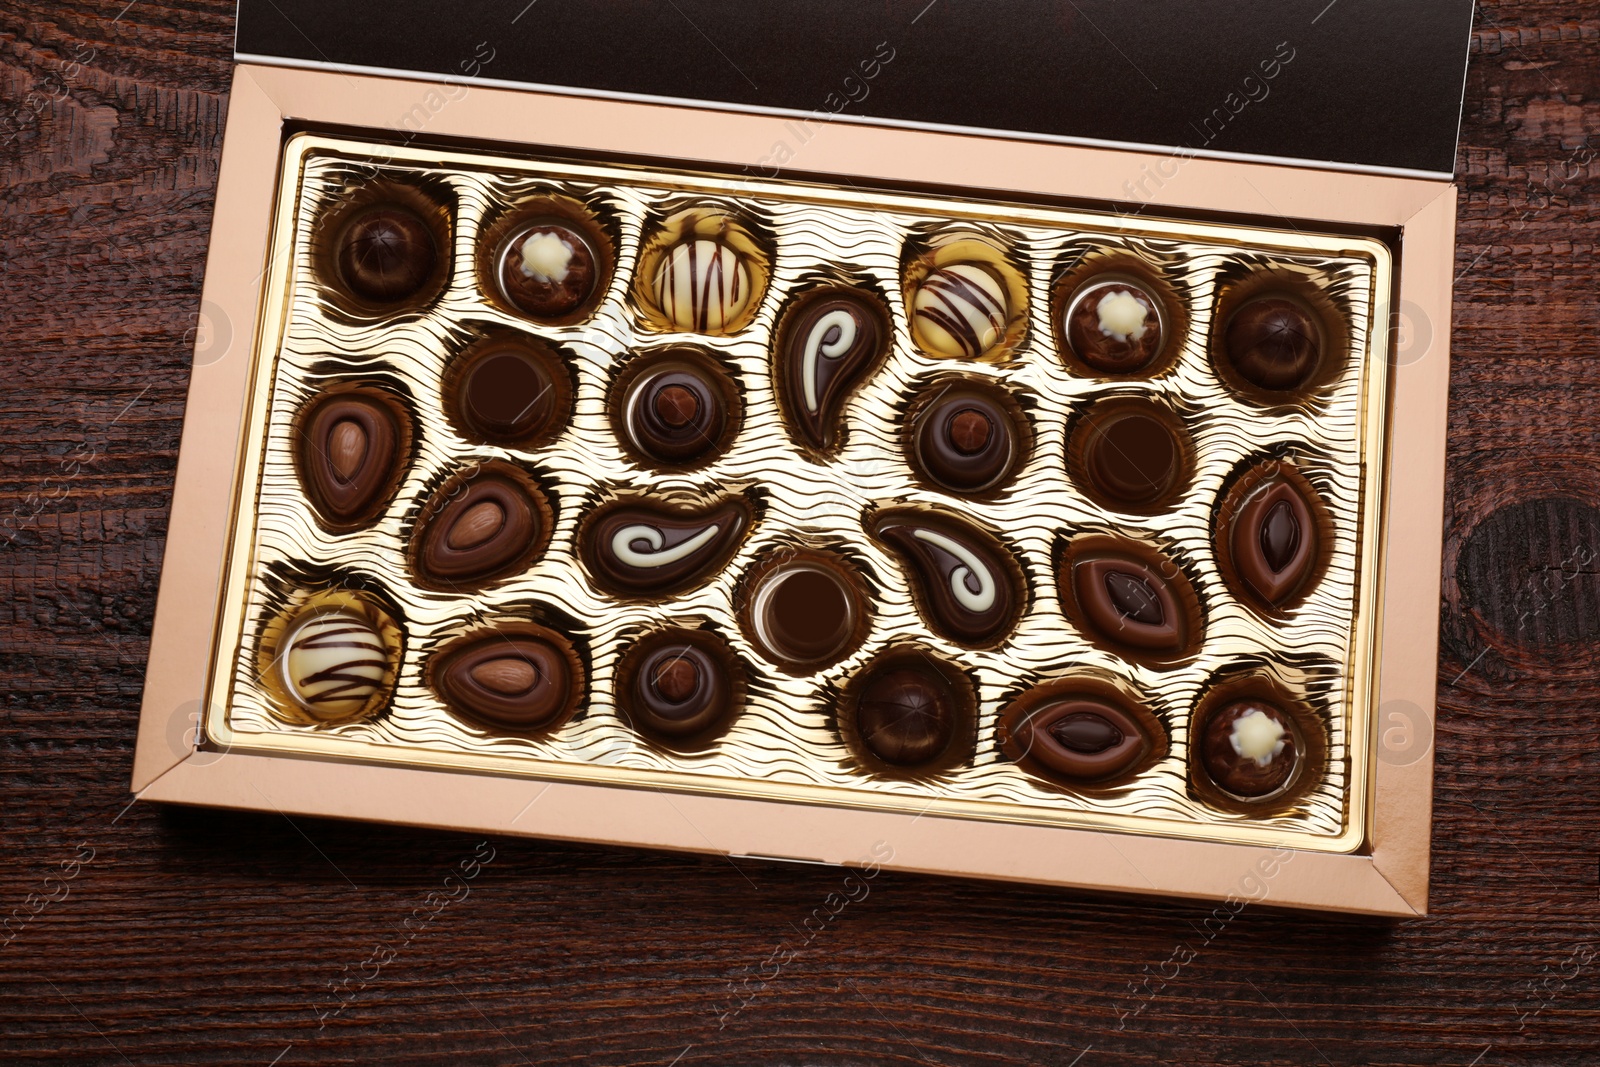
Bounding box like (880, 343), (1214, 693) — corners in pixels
(412, 470), (544, 587)
(297, 392), (406, 529)
(433, 629), (580, 730)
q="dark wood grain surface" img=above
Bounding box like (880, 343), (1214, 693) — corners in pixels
(2, 2), (1597, 1064)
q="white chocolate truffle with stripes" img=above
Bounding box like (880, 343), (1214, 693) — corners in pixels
(652, 238), (751, 333)
(281, 610), (391, 719)
(911, 262), (1010, 359)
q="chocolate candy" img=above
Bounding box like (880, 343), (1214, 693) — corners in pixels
(617, 630), (737, 741)
(872, 511), (1019, 646)
(336, 205), (438, 304)
(1227, 468), (1321, 609)
(855, 664), (956, 767)
(652, 238), (751, 333)
(1224, 296), (1322, 391)
(498, 220), (599, 319)
(1066, 279), (1164, 373)
(280, 609), (391, 720)
(1065, 543), (1200, 659)
(1002, 694), (1154, 785)
(911, 261), (1010, 359)
(455, 341), (567, 446)
(777, 289), (887, 451)
(1198, 699), (1300, 799)
(620, 355), (734, 465)
(297, 392), (405, 529)
(413, 471), (544, 588)
(584, 500), (748, 596)
(434, 628), (579, 731)
(909, 381), (1022, 494)
(1072, 399), (1187, 510)
(743, 553), (866, 671)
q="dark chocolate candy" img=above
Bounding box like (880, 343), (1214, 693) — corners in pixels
(1066, 279), (1163, 373)
(1006, 697), (1150, 784)
(778, 289), (885, 451)
(872, 511), (1018, 646)
(1198, 699), (1300, 799)
(585, 500), (748, 596)
(337, 206), (437, 304)
(298, 392), (403, 528)
(413, 474), (541, 586)
(1068, 549), (1196, 656)
(745, 555), (864, 670)
(623, 360), (728, 464)
(1079, 404), (1182, 507)
(457, 344), (564, 445)
(1224, 296), (1322, 390)
(910, 382), (1020, 494)
(1230, 475), (1320, 608)
(499, 220), (599, 319)
(435, 630), (577, 730)
(854, 664), (956, 767)
(618, 630), (736, 740)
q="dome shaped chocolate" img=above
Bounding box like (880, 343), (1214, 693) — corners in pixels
(1223, 296), (1322, 391)
(910, 261), (1010, 359)
(909, 381), (1022, 494)
(336, 206), (438, 304)
(854, 665), (956, 767)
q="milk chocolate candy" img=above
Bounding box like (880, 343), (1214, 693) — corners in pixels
(434, 628), (580, 731)
(499, 220), (599, 319)
(619, 354), (736, 465)
(1066, 279), (1164, 374)
(297, 392), (405, 529)
(1198, 699), (1301, 799)
(1003, 695), (1154, 785)
(412, 471), (545, 588)
(584, 500), (749, 596)
(872, 511), (1019, 647)
(1064, 542), (1201, 661)
(776, 288), (887, 452)
(1228, 471), (1322, 609)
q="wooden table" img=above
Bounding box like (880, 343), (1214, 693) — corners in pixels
(2, 2), (1595, 1063)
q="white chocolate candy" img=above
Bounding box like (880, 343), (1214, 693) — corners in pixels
(1229, 708), (1287, 766)
(519, 231), (576, 283)
(912, 262), (1009, 358)
(653, 238), (751, 333)
(282, 611), (389, 718)
(1097, 289), (1150, 341)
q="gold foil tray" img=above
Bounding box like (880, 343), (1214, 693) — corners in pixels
(204, 132), (1390, 854)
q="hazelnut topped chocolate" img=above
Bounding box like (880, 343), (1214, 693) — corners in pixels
(433, 625), (581, 733)
(908, 379), (1025, 495)
(1065, 278), (1165, 374)
(411, 466), (549, 589)
(336, 205), (439, 304)
(616, 350), (739, 466)
(616, 629), (740, 743)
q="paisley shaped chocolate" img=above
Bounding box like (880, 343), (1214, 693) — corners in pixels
(909, 380), (1023, 494)
(620, 355), (736, 465)
(584, 499), (749, 596)
(412, 470), (544, 588)
(872, 511), (1019, 646)
(1228, 473), (1321, 609)
(1002, 695), (1154, 785)
(1064, 543), (1201, 660)
(617, 629), (738, 741)
(433, 628), (579, 731)
(652, 238), (752, 333)
(910, 261), (1010, 359)
(776, 288), (887, 451)
(297, 392), (405, 529)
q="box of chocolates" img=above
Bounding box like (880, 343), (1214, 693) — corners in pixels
(133, 2), (1473, 913)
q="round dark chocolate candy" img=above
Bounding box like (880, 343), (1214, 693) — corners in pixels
(1229, 472), (1320, 609)
(618, 631), (737, 741)
(1199, 699), (1300, 799)
(872, 511), (1019, 647)
(434, 630), (578, 730)
(1006, 697), (1151, 784)
(584, 500), (748, 597)
(777, 289), (886, 451)
(297, 392), (404, 529)
(855, 665), (956, 767)
(413, 473), (542, 588)
(624, 361), (728, 464)
(744, 555), (865, 671)
(1065, 544), (1200, 660)
(1066, 279), (1163, 373)
(337, 206), (437, 304)
(1080, 404), (1182, 508)
(458, 345), (564, 445)
(499, 220), (599, 319)
(910, 383), (1020, 494)
(1224, 296), (1322, 390)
